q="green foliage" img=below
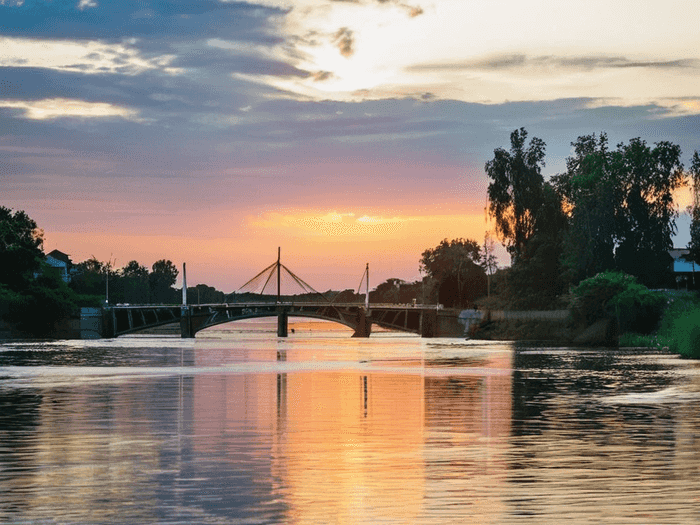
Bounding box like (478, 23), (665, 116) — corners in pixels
(667, 307), (700, 358)
(553, 134), (616, 284)
(70, 257), (107, 297)
(0, 206), (45, 290)
(420, 238), (486, 307)
(687, 151), (700, 265)
(0, 265), (78, 335)
(657, 290), (700, 334)
(618, 332), (672, 349)
(554, 134), (684, 288)
(571, 271), (666, 333)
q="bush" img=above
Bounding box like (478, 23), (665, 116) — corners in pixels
(667, 307), (700, 358)
(571, 271), (666, 333)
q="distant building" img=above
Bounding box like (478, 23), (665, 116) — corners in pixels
(46, 249), (73, 283)
(670, 248), (698, 290)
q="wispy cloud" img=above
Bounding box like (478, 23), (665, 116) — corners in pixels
(0, 98), (139, 120)
(0, 37), (182, 76)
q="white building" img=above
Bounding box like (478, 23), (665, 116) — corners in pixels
(46, 249), (73, 283)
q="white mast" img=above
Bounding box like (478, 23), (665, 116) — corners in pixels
(182, 262), (187, 306)
(365, 263), (369, 309)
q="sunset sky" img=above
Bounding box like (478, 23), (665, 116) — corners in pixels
(2, 0), (699, 293)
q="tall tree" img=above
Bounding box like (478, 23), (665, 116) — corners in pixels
(420, 238), (486, 307)
(611, 138), (684, 287)
(121, 260), (150, 304)
(0, 206), (45, 290)
(485, 128), (547, 263)
(553, 133), (617, 284)
(70, 256), (107, 297)
(687, 151), (700, 264)
(555, 135), (684, 288)
(150, 259), (179, 303)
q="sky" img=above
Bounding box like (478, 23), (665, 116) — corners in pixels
(2, 0), (699, 293)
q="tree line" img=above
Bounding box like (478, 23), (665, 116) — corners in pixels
(484, 128), (698, 309)
(70, 257), (180, 305)
(374, 129), (699, 311)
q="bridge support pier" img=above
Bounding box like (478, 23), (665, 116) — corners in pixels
(352, 309), (372, 338)
(420, 310), (437, 338)
(181, 306), (195, 338)
(102, 307), (116, 338)
(277, 309), (288, 337)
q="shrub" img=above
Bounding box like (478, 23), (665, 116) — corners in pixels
(667, 307), (700, 358)
(571, 271), (665, 333)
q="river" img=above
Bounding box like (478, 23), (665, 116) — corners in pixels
(1, 319), (700, 524)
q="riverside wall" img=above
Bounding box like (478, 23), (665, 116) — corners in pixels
(467, 309), (618, 346)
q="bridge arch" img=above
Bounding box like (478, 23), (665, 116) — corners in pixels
(103, 303), (449, 339)
(191, 311), (360, 335)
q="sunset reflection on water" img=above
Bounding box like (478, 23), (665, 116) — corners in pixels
(1, 320), (700, 523)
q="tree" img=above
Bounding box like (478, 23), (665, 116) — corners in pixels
(555, 135), (685, 288)
(504, 182), (568, 308)
(0, 208), (82, 334)
(150, 259), (179, 303)
(121, 260), (150, 304)
(420, 238), (486, 307)
(0, 206), (45, 290)
(485, 128), (547, 263)
(687, 151), (700, 265)
(612, 138), (684, 287)
(370, 278), (404, 303)
(70, 256), (106, 298)
(553, 133), (617, 284)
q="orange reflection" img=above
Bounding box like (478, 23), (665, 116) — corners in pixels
(191, 335), (513, 523)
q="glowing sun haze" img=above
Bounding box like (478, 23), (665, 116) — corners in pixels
(1, 0), (699, 292)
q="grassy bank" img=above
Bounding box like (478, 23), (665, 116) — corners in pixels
(619, 290), (700, 358)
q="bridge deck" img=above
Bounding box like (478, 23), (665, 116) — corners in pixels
(102, 302), (460, 339)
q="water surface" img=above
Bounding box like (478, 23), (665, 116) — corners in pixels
(1, 319), (700, 524)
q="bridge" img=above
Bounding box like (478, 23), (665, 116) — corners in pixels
(93, 250), (466, 339)
(99, 302), (463, 338)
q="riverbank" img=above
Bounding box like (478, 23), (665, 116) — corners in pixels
(617, 290), (700, 358)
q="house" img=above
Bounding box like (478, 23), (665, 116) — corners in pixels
(46, 249), (73, 283)
(669, 248), (699, 290)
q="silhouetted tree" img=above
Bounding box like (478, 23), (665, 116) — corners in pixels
(553, 134), (617, 284)
(370, 278), (404, 303)
(612, 138), (684, 287)
(420, 238), (486, 307)
(187, 284), (224, 304)
(70, 257), (106, 297)
(150, 259), (179, 303)
(0, 206), (44, 290)
(485, 128), (547, 263)
(687, 152), (700, 265)
(120, 260), (150, 303)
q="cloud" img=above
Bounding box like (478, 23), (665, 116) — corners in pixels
(410, 54), (700, 72)
(77, 0), (97, 10)
(334, 28), (354, 58)
(249, 210), (408, 238)
(226, 0), (700, 115)
(0, 37), (182, 76)
(0, 98), (139, 120)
